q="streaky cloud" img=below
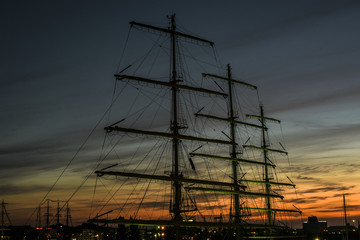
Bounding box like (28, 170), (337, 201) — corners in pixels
(299, 185), (355, 194)
(271, 87), (360, 114)
(288, 196), (328, 204)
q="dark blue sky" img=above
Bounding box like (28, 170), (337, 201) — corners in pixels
(1, 0), (360, 226)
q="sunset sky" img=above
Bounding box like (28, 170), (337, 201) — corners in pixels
(1, 0), (360, 229)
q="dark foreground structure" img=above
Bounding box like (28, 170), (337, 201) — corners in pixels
(2, 222), (304, 240)
(2, 221), (360, 240)
(302, 216), (360, 240)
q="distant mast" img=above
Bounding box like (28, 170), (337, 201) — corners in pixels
(1, 200), (11, 238)
(1, 200), (11, 227)
(343, 194), (349, 240)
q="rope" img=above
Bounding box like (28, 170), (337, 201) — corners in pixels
(88, 176), (98, 219)
(116, 26), (132, 73)
(25, 81), (127, 225)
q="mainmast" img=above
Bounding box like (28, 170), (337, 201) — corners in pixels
(227, 64), (241, 224)
(103, 15), (219, 223)
(169, 14), (182, 223)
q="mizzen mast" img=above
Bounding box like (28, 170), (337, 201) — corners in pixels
(244, 106), (302, 225)
(261, 105), (273, 225)
(245, 105), (279, 225)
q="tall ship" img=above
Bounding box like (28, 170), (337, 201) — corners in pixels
(88, 14), (302, 239)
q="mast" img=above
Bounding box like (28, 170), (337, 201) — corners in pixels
(169, 14), (182, 224)
(227, 64), (241, 225)
(100, 16), (229, 231)
(200, 68), (299, 224)
(260, 105), (272, 225)
(36, 206), (41, 228)
(1, 201), (4, 229)
(56, 200), (60, 225)
(1, 201), (11, 228)
(66, 202), (71, 226)
(46, 199), (50, 227)
(1, 200), (11, 239)
(344, 194), (349, 240)
(169, 14), (182, 240)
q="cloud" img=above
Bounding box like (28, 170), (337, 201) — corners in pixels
(289, 196), (328, 204)
(296, 175), (317, 181)
(0, 183), (58, 196)
(0, 125), (105, 174)
(288, 165), (330, 178)
(315, 204), (360, 213)
(299, 185), (356, 194)
(316, 209), (343, 213)
(2, 0), (360, 227)
(136, 201), (169, 210)
(271, 87), (360, 114)
(225, 1), (359, 51)
(0, 65), (68, 89)
(332, 192), (357, 198)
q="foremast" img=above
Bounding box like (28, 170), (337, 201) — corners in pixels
(169, 14), (182, 224)
(227, 64), (243, 240)
(227, 64), (241, 224)
(95, 13), (230, 225)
